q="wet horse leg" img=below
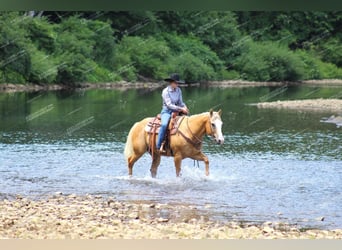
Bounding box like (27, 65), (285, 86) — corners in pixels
(150, 155), (161, 178)
(174, 154), (183, 177)
(128, 153), (144, 176)
(193, 151), (210, 176)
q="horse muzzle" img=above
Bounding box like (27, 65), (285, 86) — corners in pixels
(216, 138), (224, 145)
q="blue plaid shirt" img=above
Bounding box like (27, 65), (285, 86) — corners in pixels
(162, 86), (186, 112)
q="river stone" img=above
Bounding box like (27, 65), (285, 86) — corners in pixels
(263, 226), (274, 234)
(157, 218), (169, 223)
(128, 212), (139, 219)
(316, 216), (325, 221)
(263, 221), (273, 226)
(1, 195), (342, 239)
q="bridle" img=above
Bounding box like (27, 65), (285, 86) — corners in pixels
(177, 113), (216, 150)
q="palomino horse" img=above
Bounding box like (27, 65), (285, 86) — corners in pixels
(124, 109), (224, 177)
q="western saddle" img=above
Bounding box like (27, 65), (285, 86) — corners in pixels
(145, 112), (185, 157)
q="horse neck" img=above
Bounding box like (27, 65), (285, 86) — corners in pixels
(186, 113), (209, 138)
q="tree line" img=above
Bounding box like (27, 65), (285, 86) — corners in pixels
(0, 11), (341, 86)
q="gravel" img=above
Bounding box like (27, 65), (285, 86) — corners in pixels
(257, 99), (342, 112)
(1, 195), (341, 239)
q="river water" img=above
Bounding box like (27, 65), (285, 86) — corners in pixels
(0, 85), (341, 229)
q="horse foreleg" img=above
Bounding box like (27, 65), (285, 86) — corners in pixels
(150, 155), (161, 178)
(193, 152), (210, 176)
(174, 154), (182, 177)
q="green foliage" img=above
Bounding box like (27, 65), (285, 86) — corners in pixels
(0, 68), (26, 84)
(317, 38), (342, 67)
(0, 12), (31, 83)
(157, 11), (241, 65)
(235, 12), (339, 48)
(295, 50), (342, 79)
(0, 11), (341, 85)
(235, 41), (306, 81)
(28, 46), (57, 84)
(114, 35), (226, 82)
(54, 53), (88, 85)
(54, 16), (95, 58)
(114, 36), (170, 80)
(315, 61), (342, 79)
(111, 51), (137, 81)
(294, 50), (321, 79)
(23, 16), (56, 53)
(53, 16), (117, 85)
(164, 35), (227, 81)
(167, 52), (216, 82)
(162, 34), (225, 75)
(104, 11), (160, 38)
(86, 20), (116, 68)
(84, 62), (115, 83)
(221, 70), (241, 80)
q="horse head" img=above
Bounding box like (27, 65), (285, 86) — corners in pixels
(208, 109), (224, 145)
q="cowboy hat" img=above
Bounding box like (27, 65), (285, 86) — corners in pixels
(164, 73), (185, 84)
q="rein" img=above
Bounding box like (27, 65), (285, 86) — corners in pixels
(177, 115), (207, 150)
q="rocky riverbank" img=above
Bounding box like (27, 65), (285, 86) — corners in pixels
(256, 99), (342, 112)
(208, 79), (342, 88)
(0, 82), (162, 93)
(1, 79), (342, 93)
(0, 195), (341, 239)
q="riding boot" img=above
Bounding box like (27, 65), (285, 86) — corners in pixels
(159, 142), (166, 153)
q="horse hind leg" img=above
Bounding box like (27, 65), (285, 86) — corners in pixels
(150, 155), (161, 178)
(127, 152), (144, 176)
(127, 155), (136, 176)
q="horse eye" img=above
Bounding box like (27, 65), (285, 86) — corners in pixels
(211, 123), (216, 128)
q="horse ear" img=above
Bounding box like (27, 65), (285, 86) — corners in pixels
(218, 109), (222, 115)
(209, 109), (213, 117)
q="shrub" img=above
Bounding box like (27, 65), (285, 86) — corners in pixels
(221, 70), (241, 80)
(28, 46), (57, 84)
(53, 16), (117, 85)
(295, 50), (342, 79)
(318, 38), (342, 67)
(235, 41), (306, 81)
(167, 52), (216, 82)
(114, 36), (170, 80)
(157, 11), (241, 65)
(55, 53), (90, 85)
(316, 61), (342, 79)
(0, 12), (31, 83)
(162, 34), (225, 76)
(0, 69), (26, 84)
(22, 16), (56, 53)
(86, 20), (116, 68)
(54, 16), (95, 58)
(84, 62), (116, 83)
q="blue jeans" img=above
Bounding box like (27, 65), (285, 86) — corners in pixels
(156, 109), (172, 149)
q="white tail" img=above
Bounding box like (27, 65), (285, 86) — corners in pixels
(124, 123), (137, 161)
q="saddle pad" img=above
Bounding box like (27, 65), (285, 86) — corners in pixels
(144, 116), (184, 135)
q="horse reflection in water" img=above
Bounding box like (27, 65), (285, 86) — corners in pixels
(124, 109), (224, 177)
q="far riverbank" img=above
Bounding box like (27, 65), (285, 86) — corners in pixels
(1, 79), (342, 93)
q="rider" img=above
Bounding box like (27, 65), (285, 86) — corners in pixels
(157, 73), (189, 153)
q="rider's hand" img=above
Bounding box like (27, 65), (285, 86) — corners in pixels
(181, 107), (189, 114)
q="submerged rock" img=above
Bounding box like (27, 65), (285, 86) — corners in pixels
(320, 115), (342, 128)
